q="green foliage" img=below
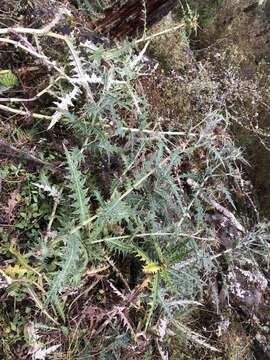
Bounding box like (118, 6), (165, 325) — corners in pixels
(47, 232), (82, 303)
(64, 146), (90, 224)
(1, 5), (270, 359)
(0, 70), (18, 89)
(185, 0), (223, 27)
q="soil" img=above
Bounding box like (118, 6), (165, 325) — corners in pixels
(0, 1), (270, 359)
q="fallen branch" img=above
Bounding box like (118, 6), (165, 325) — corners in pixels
(0, 8), (93, 109)
(0, 37), (73, 83)
(0, 76), (63, 103)
(0, 139), (54, 167)
(0, 103), (51, 119)
(121, 126), (189, 136)
(0, 7), (69, 37)
(0, 104), (193, 138)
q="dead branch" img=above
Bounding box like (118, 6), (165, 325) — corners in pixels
(93, 0), (178, 38)
(0, 139), (54, 168)
(186, 178), (245, 233)
(0, 104), (52, 120)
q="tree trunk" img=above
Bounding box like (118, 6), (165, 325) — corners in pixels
(93, 0), (177, 38)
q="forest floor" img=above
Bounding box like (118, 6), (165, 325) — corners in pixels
(0, 1), (270, 359)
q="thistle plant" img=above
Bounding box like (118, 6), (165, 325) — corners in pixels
(0, 6), (269, 359)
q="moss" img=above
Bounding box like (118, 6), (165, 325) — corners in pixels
(220, 323), (253, 360)
(182, 0), (224, 28)
(148, 14), (191, 73)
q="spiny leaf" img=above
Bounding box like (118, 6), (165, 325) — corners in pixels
(49, 86), (80, 129)
(5, 264), (28, 279)
(66, 39), (93, 99)
(47, 232), (81, 303)
(105, 238), (134, 254)
(133, 245), (152, 264)
(34, 174), (61, 200)
(64, 146), (90, 224)
(145, 273), (159, 330)
(143, 262), (161, 274)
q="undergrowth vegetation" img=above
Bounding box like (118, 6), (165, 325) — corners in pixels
(0, 1), (270, 359)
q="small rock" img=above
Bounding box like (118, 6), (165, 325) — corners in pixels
(222, 260), (268, 315)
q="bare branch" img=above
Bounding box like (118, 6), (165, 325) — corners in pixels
(0, 139), (54, 167)
(187, 178), (245, 233)
(0, 104), (51, 120)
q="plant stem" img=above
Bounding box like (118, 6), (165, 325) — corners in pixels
(0, 103), (51, 119)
